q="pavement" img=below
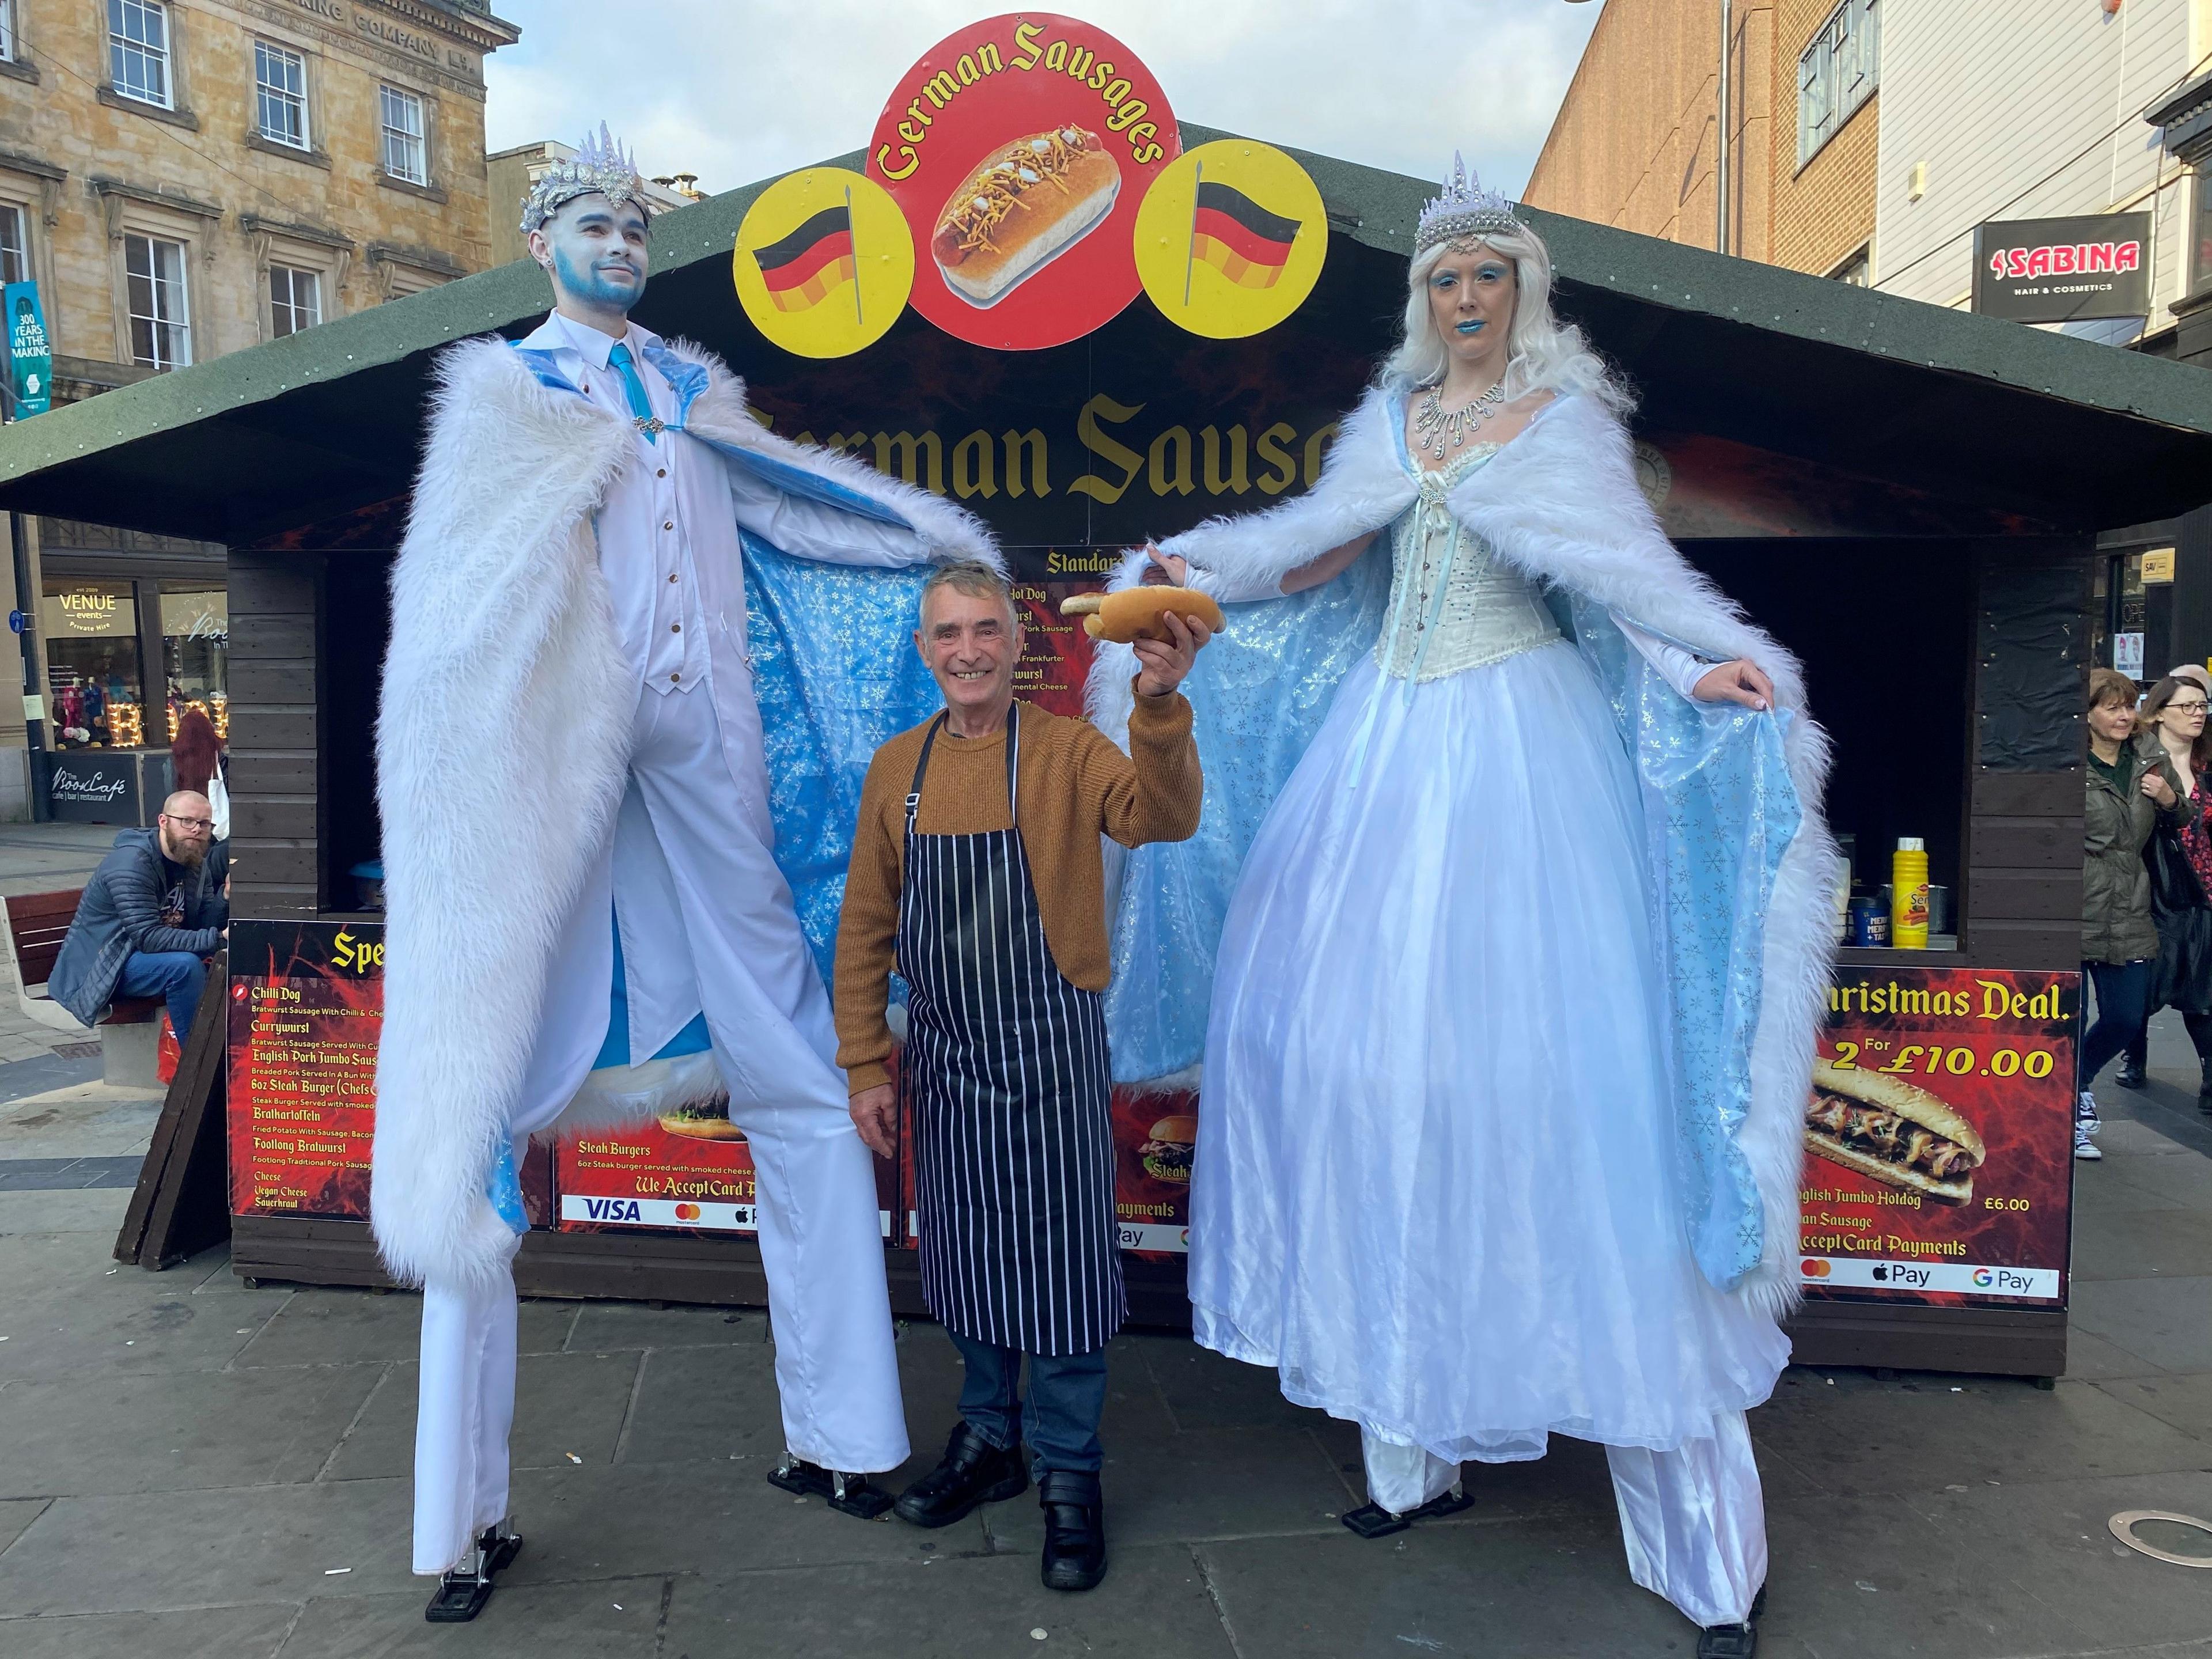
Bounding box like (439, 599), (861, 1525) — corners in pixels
(0, 810), (2209, 1656)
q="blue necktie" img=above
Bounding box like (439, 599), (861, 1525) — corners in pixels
(607, 341), (658, 443)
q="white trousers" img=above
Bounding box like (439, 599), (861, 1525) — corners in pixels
(1361, 1411), (1767, 1628)
(411, 683), (908, 1577)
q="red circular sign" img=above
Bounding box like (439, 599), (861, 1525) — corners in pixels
(866, 14), (1179, 350)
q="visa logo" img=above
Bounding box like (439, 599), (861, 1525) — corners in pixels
(581, 1198), (642, 1222)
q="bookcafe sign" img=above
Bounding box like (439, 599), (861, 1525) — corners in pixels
(1972, 213), (2152, 324)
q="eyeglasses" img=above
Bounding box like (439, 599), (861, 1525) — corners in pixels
(161, 815), (213, 832)
(2167, 702), (2210, 716)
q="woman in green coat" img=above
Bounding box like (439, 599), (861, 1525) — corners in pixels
(2081, 667), (2194, 1159)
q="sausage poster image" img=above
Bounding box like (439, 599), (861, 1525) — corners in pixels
(868, 14), (1178, 349)
(1800, 967), (2079, 1308)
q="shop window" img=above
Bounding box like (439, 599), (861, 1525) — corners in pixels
(108, 0), (172, 109)
(255, 40), (309, 150)
(0, 203), (25, 286)
(1799, 0), (1880, 168)
(125, 232), (190, 370)
(2096, 552), (2149, 677)
(2192, 167), (2212, 299)
(268, 263), (320, 338)
(161, 588), (226, 743)
(42, 580), (145, 751)
(381, 86), (427, 185)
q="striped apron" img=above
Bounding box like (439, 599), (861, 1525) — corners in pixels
(897, 706), (1124, 1355)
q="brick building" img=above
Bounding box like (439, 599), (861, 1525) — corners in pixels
(0, 0), (517, 821)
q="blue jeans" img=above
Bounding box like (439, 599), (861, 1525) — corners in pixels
(2081, 959), (2153, 1092)
(115, 950), (207, 1043)
(948, 1329), (1108, 1478)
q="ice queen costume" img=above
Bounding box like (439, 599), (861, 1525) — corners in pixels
(1089, 169), (1835, 1630)
(372, 131), (996, 1592)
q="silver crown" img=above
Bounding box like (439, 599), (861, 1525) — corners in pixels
(1414, 153), (1525, 255)
(520, 123), (654, 235)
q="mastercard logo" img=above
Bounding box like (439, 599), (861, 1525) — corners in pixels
(1972, 1268), (1994, 1287)
(1800, 1259), (1832, 1278)
(675, 1203), (701, 1222)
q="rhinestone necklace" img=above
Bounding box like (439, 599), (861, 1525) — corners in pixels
(1413, 380), (1508, 461)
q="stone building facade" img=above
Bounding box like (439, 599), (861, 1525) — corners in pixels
(0, 0), (516, 820)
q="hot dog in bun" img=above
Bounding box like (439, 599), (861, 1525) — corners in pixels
(1804, 1059), (1986, 1203)
(1138, 1115), (1196, 1184)
(934, 126), (1120, 308)
(1060, 588), (1224, 644)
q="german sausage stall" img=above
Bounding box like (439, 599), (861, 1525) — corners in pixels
(7, 84), (2212, 1381)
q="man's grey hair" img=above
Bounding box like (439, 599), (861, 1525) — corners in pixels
(919, 559), (1017, 626)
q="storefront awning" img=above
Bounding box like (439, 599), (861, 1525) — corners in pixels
(5, 127), (2211, 543)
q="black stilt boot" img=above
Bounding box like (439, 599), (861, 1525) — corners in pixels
(1696, 1585), (1767, 1658)
(1038, 1469), (1108, 1592)
(424, 1521), (523, 1623)
(767, 1453), (894, 1519)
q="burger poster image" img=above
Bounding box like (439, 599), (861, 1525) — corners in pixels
(555, 1109), (762, 1234)
(1115, 1088), (1196, 1255)
(1801, 967), (2079, 1308)
(868, 13), (1178, 350)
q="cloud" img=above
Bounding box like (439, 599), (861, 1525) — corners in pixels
(483, 1), (1603, 199)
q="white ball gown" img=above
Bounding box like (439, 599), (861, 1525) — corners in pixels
(1186, 438), (1791, 1467)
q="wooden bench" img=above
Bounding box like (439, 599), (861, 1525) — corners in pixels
(0, 888), (165, 1086)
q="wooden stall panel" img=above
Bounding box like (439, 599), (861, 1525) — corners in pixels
(227, 551), (324, 918)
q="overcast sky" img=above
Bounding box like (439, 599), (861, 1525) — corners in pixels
(482, 1), (1606, 201)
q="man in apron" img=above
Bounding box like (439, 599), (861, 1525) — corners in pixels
(834, 559), (1207, 1591)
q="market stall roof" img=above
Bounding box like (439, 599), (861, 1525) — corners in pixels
(6, 127), (2211, 544)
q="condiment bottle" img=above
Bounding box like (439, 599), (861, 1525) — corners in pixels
(1891, 837), (1930, 949)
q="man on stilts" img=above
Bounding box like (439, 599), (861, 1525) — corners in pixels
(371, 127), (999, 1620)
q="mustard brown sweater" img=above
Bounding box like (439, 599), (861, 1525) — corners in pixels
(834, 689), (1202, 1097)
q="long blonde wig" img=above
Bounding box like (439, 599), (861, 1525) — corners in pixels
(1378, 222), (1633, 415)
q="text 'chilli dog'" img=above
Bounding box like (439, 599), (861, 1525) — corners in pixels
(1060, 588), (1225, 644)
(934, 126), (1120, 308)
(1803, 1059), (1987, 1203)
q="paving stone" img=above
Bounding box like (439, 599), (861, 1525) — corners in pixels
(0, 1480), (414, 1615)
(1140, 1334), (1332, 1432)
(2066, 1327), (2168, 1382)
(0, 1495), (50, 1552)
(0, 1602), (300, 1659)
(565, 1298), (764, 1351)
(2070, 1208), (2212, 1282)
(665, 1544), (1238, 1659)
(2111, 1151), (2212, 1209)
(2073, 1277), (2212, 1373)
(1897, 1469), (2212, 1653)
(1195, 1514), (1691, 1659)
(0, 1187), (132, 1234)
(1759, 1374), (2209, 1498)
(233, 1287), (577, 1369)
(2092, 1373), (2212, 1442)
(324, 1350), (642, 1482)
(0, 1361), (384, 1497)
(276, 1578), (664, 1657)
(2070, 1162), (2191, 1215)
(0, 1278), (278, 1382)
(494, 1458), (986, 1584)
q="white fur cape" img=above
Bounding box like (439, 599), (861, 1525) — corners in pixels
(371, 336), (994, 1293)
(1086, 387), (1836, 1313)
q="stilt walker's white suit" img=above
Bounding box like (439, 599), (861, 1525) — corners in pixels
(372, 313), (995, 1575)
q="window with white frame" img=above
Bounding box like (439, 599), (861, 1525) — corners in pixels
(1828, 245), (1872, 286)
(380, 86), (427, 185)
(124, 233), (190, 370)
(0, 204), (25, 287)
(1, 0), (18, 63)
(109, 0), (173, 109)
(268, 264), (320, 337)
(1798, 0), (1880, 168)
(255, 41), (309, 149)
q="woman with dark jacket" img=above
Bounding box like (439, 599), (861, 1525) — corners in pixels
(2123, 675), (2212, 1111)
(2081, 668), (2195, 1159)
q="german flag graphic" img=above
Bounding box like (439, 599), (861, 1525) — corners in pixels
(1190, 181), (1300, 290)
(752, 204), (856, 312)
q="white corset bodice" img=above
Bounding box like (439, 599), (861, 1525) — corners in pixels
(1376, 444), (1559, 683)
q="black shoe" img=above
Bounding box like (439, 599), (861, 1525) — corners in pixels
(2115, 1063), (2148, 1090)
(1696, 1585), (1767, 1659)
(1038, 1469), (1107, 1592)
(767, 1455), (894, 1520)
(892, 1423), (1028, 1529)
(1339, 1486), (1475, 1539)
(424, 1524), (522, 1623)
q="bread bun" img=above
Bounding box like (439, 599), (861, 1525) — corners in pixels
(1060, 588), (1225, 644)
(660, 1112), (747, 1143)
(1810, 1060), (1986, 1160)
(1804, 1059), (1984, 1203)
(934, 127), (1120, 308)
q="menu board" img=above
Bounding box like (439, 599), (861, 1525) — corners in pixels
(1113, 1085), (1195, 1256)
(226, 920), (384, 1218)
(1800, 967), (2078, 1308)
(555, 1116), (761, 1234)
(1013, 577), (1104, 715)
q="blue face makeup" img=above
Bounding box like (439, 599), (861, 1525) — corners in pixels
(543, 199), (650, 313)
